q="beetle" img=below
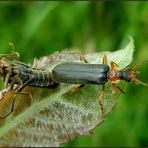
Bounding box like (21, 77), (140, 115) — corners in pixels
(0, 43), (58, 119)
(1, 58), (58, 91)
(52, 54), (148, 116)
(0, 59), (59, 119)
(0, 43), (147, 119)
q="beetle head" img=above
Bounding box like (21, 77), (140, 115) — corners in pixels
(129, 59), (148, 87)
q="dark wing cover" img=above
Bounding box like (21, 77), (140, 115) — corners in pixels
(52, 63), (109, 85)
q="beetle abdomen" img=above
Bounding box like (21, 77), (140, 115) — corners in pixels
(52, 63), (109, 85)
(8, 64), (57, 89)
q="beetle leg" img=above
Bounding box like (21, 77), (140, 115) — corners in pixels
(112, 83), (125, 94)
(17, 75), (33, 92)
(116, 85), (125, 94)
(9, 74), (23, 90)
(0, 75), (33, 119)
(111, 61), (119, 70)
(79, 53), (87, 88)
(0, 53), (19, 59)
(70, 84), (85, 93)
(9, 42), (20, 59)
(97, 54), (107, 118)
(4, 72), (11, 89)
(4, 74), (9, 89)
(0, 43), (19, 59)
(3, 66), (12, 89)
(98, 84), (105, 118)
(10, 71), (33, 92)
(102, 54), (107, 64)
(112, 83), (117, 95)
(80, 53), (88, 63)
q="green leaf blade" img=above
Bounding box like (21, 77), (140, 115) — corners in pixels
(0, 38), (135, 146)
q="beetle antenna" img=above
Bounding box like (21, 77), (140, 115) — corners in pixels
(0, 42), (20, 59)
(131, 59), (148, 87)
(9, 42), (15, 52)
(133, 78), (148, 87)
(133, 59), (148, 70)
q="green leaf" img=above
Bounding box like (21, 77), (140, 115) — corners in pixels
(0, 38), (135, 146)
(21, 2), (59, 49)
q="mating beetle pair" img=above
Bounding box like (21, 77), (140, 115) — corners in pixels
(0, 43), (147, 119)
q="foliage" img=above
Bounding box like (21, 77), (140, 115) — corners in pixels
(0, 39), (134, 146)
(0, 2), (147, 147)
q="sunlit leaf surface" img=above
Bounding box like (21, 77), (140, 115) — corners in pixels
(0, 38), (134, 146)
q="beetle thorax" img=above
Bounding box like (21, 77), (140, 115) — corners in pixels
(108, 70), (120, 83)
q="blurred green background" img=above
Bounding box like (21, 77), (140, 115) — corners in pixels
(0, 1), (148, 147)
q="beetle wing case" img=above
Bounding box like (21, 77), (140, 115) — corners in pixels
(52, 63), (109, 85)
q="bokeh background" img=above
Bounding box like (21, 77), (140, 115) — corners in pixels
(0, 1), (148, 147)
